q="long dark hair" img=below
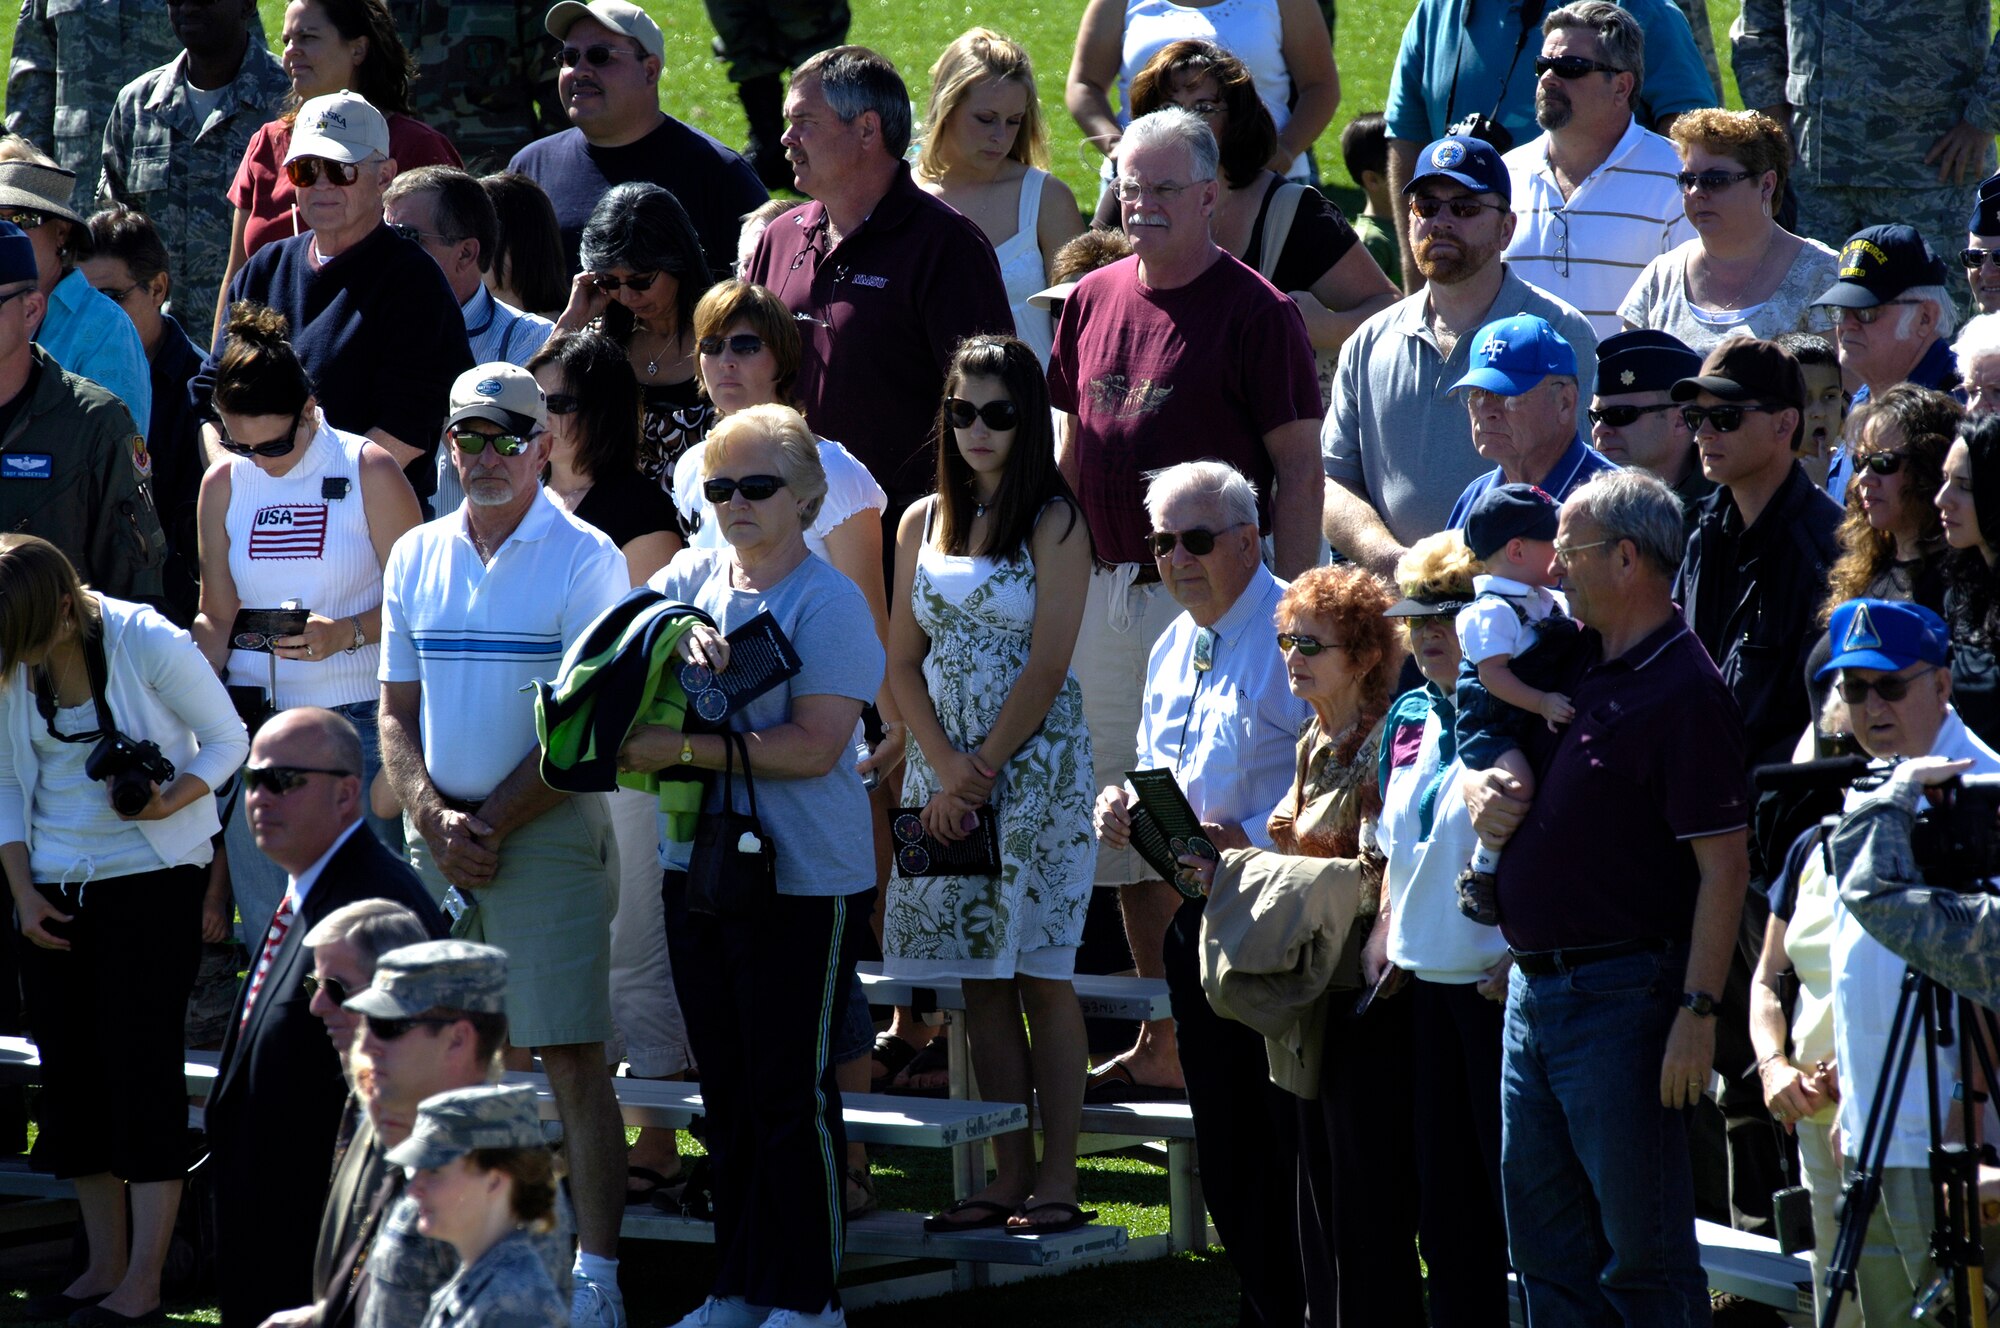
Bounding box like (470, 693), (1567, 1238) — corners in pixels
(526, 330), (642, 485)
(578, 183), (711, 343)
(1821, 384), (1958, 625)
(932, 335), (1083, 562)
(1949, 412), (2000, 645)
(284, 0), (414, 116)
(480, 172), (567, 315)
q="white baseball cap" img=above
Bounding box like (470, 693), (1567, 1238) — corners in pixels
(285, 90), (391, 165)
(545, 0), (664, 63)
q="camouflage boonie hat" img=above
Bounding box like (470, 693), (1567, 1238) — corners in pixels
(383, 1084), (545, 1171)
(343, 940), (507, 1017)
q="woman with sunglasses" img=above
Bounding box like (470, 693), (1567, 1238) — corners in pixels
(1937, 413), (2000, 743)
(1821, 386), (1959, 626)
(0, 534), (247, 1328)
(191, 302), (421, 948)
(214, 0), (460, 343)
(557, 183), (714, 496)
(625, 404), (884, 1328)
(881, 336), (1095, 1235)
(1620, 109), (1839, 354)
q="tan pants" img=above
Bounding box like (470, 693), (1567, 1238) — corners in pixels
(1070, 565), (1181, 888)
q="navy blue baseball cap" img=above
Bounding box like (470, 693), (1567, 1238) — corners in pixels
(1814, 225), (1950, 308)
(1596, 328), (1702, 396)
(0, 221), (35, 288)
(1405, 134), (1511, 201)
(1464, 483), (1561, 560)
(1816, 599), (1951, 680)
(1971, 173), (2000, 239)
(1449, 314), (1576, 396)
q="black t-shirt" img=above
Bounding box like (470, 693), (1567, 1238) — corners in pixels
(1241, 178), (1361, 294)
(573, 472), (682, 549)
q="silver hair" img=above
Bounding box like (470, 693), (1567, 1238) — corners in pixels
(301, 899), (431, 969)
(1903, 284), (1958, 340)
(795, 47), (913, 159)
(1562, 468), (1685, 577)
(1544, 1), (1646, 92)
(1955, 311), (2000, 375)
(1144, 460), (1259, 531)
(1120, 106), (1220, 184)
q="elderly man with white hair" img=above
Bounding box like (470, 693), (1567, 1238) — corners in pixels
(1955, 311), (2000, 417)
(1093, 459), (1312, 1325)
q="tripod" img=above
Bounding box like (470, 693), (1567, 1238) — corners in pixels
(1819, 964), (2000, 1327)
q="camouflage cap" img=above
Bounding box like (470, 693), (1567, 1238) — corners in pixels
(343, 940), (507, 1018)
(383, 1083), (545, 1171)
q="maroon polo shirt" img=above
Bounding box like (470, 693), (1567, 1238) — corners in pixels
(1496, 616), (1749, 952)
(1045, 252), (1320, 566)
(746, 162), (1012, 498)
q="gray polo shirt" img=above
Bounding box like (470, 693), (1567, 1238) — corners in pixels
(1321, 266), (1597, 547)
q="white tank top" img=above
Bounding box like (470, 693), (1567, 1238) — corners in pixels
(1116, 0), (1305, 179)
(998, 169), (1055, 366)
(223, 420), (381, 708)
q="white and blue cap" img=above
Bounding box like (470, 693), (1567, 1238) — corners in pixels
(446, 362), (546, 435)
(1815, 599), (1951, 680)
(1449, 314), (1576, 396)
(285, 90), (391, 165)
(1405, 134), (1511, 202)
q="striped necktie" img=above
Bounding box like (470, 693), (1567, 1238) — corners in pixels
(240, 891), (297, 1029)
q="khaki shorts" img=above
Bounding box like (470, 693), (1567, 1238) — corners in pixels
(407, 794), (617, 1048)
(1072, 565), (1183, 888)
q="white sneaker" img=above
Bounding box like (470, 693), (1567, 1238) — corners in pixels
(759, 1304), (847, 1328)
(671, 1297), (769, 1328)
(571, 1273), (626, 1328)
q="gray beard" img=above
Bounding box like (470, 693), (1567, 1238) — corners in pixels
(1537, 93), (1572, 131)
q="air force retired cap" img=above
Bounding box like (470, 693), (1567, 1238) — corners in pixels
(1405, 134), (1511, 202)
(383, 1084), (546, 1172)
(1814, 224), (1950, 309)
(545, 0), (665, 63)
(1463, 482), (1561, 561)
(284, 90), (391, 165)
(1815, 598), (1950, 679)
(1595, 328), (1702, 395)
(1448, 314), (1576, 396)
(343, 940), (508, 1018)
(447, 363), (547, 435)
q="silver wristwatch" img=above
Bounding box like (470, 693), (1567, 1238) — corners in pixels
(344, 616), (364, 655)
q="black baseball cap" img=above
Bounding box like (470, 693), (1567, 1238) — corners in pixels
(1464, 483), (1560, 560)
(1670, 337), (1805, 410)
(1814, 224), (1950, 308)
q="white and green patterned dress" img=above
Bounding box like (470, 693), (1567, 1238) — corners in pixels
(884, 526), (1096, 980)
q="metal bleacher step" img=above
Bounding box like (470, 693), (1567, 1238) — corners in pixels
(855, 963), (1171, 1023)
(620, 1205), (1129, 1266)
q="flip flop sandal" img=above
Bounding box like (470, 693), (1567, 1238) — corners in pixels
(1083, 1059), (1184, 1103)
(889, 1037), (950, 1099)
(923, 1197), (1019, 1233)
(1007, 1201), (1099, 1235)
(845, 1166), (879, 1220)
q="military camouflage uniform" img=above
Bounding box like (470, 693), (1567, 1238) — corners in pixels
(387, 1), (565, 173)
(699, 0), (850, 85)
(1733, 0), (2000, 306)
(97, 45), (290, 317)
(419, 1230), (566, 1328)
(6, 0), (262, 215)
(360, 1182), (573, 1328)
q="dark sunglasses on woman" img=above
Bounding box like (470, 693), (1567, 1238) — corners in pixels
(217, 410), (302, 459)
(1276, 632), (1339, 656)
(1680, 403), (1771, 433)
(283, 156), (361, 189)
(242, 763), (354, 794)
(590, 270), (661, 293)
(703, 474), (787, 502)
(1146, 528), (1227, 558)
(1674, 170), (1753, 193)
(698, 333), (765, 357)
(945, 397), (1019, 431)
(449, 426), (533, 456)
(544, 393), (580, 416)
(1857, 450), (1909, 476)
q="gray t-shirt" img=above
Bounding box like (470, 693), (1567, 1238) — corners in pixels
(647, 548), (884, 896)
(1618, 237), (1840, 357)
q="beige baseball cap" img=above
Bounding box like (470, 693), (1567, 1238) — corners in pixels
(285, 90), (391, 165)
(447, 363), (548, 434)
(545, 0), (664, 63)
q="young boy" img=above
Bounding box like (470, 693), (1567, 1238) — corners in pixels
(1453, 484), (1578, 924)
(1339, 111), (1401, 289)
(1774, 332), (1848, 490)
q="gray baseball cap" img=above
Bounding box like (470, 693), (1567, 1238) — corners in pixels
(343, 940), (507, 1018)
(383, 1084), (546, 1171)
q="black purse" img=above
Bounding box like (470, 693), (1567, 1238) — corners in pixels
(685, 730), (778, 917)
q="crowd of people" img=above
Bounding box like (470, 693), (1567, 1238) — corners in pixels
(7, 0), (2000, 1326)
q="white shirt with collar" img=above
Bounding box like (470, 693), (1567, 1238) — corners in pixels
(1133, 568), (1311, 848)
(1458, 574), (1568, 665)
(288, 818), (365, 908)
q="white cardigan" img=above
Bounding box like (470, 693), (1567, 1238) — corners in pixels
(0, 596), (248, 872)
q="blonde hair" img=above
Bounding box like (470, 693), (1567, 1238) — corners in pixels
(0, 535), (99, 675)
(702, 403), (828, 526)
(1394, 530), (1481, 602)
(917, 29), (1049, 181)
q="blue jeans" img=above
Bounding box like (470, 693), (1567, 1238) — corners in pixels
(1501, 945), (1708, 1327)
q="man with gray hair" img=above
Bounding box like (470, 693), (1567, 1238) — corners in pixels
(299, 898), (432, 1074)
(1501, 2), (1694, 338)
(1463, 466), (1750, 1327)
(1093, 460), (1313, 1323)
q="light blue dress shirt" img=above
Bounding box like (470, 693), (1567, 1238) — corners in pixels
(38, 268), (150, 438)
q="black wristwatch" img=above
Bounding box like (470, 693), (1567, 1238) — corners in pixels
(1681, 990), (1717, 1017)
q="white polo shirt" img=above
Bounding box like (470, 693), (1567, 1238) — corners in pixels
(1502, 117), (1696, 339)
(380, 490), (626, 801)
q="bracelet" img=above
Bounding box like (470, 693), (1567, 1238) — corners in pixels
(1756, 1051), (1789, 1071)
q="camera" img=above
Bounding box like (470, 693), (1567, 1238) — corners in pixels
(1445, 112), (1514, 154)
(84, 731), (176, 817)
(1908, 774), (2000, 891)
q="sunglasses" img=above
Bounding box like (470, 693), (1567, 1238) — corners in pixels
(449, 426), (534, 456)
(1146, 527), (1240, 558)
(945, 397), (1019, 431)
(302, 973), (353, 1005)
(1674, 169), (1754, 193)
(388, 222), (456, 247)
(362, 1014), (458, 1041)
(217, 410), (302, 459)
(697, 333), (764, 357)
(1857, 450), (1909, 476)
(283, 156), (362, 188)
(589, 270), (661, 293)
(1840, 300), (1923, 326)
(1535, 54), (1624, 79)
(1964, 249), (2000, 269)
(1587, 402), (1677, 428)
(554, 43), (640, 68)
(0, 209), (48, 231)
(1408, 195), (1509, 221)
(1276, 632), (1339, 656)
(243, 763), (354, 795)
(703, 474), (787, 502)
(544, 393), (580, 416)
(1835, 665), (1937, 705)
(1680, 403), (1773, 433)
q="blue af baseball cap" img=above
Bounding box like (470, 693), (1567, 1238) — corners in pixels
(1405, 134), (1511, 201)
(1449, 315), (1577, 396)
(1816, 599), (1951, 680)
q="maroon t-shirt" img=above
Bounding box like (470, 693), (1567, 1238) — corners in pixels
(1496, 619), (1750, 952)
(1046, 253), (1320, 566)
(747, 163), (1012, 498)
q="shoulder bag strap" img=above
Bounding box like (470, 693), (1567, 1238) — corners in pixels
(1257, 183), (1307, 284)
(729, 730), (760, 821)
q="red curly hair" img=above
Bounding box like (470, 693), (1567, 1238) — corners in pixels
(1276, 565), (1399, 758)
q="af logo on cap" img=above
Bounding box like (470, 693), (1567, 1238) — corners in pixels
(476, 378), (505, 397)
(1432, 140), (1466, 169)
(1842, 601), (1883, 654)
(1479, 335), (1510, 363)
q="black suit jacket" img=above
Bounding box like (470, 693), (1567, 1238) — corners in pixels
(205, 823), (444, 1327)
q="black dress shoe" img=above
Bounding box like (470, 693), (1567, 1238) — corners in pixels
(68, 1304), (165, 1328)
(20, 1291), (104, 1320)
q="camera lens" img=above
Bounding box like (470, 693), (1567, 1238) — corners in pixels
(108, 771), (151, 818)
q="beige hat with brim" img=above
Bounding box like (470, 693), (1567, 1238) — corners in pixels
(545, 0), (665, 63)
(0, 162), (83, 228)
(1026, 280), (1077, 313)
